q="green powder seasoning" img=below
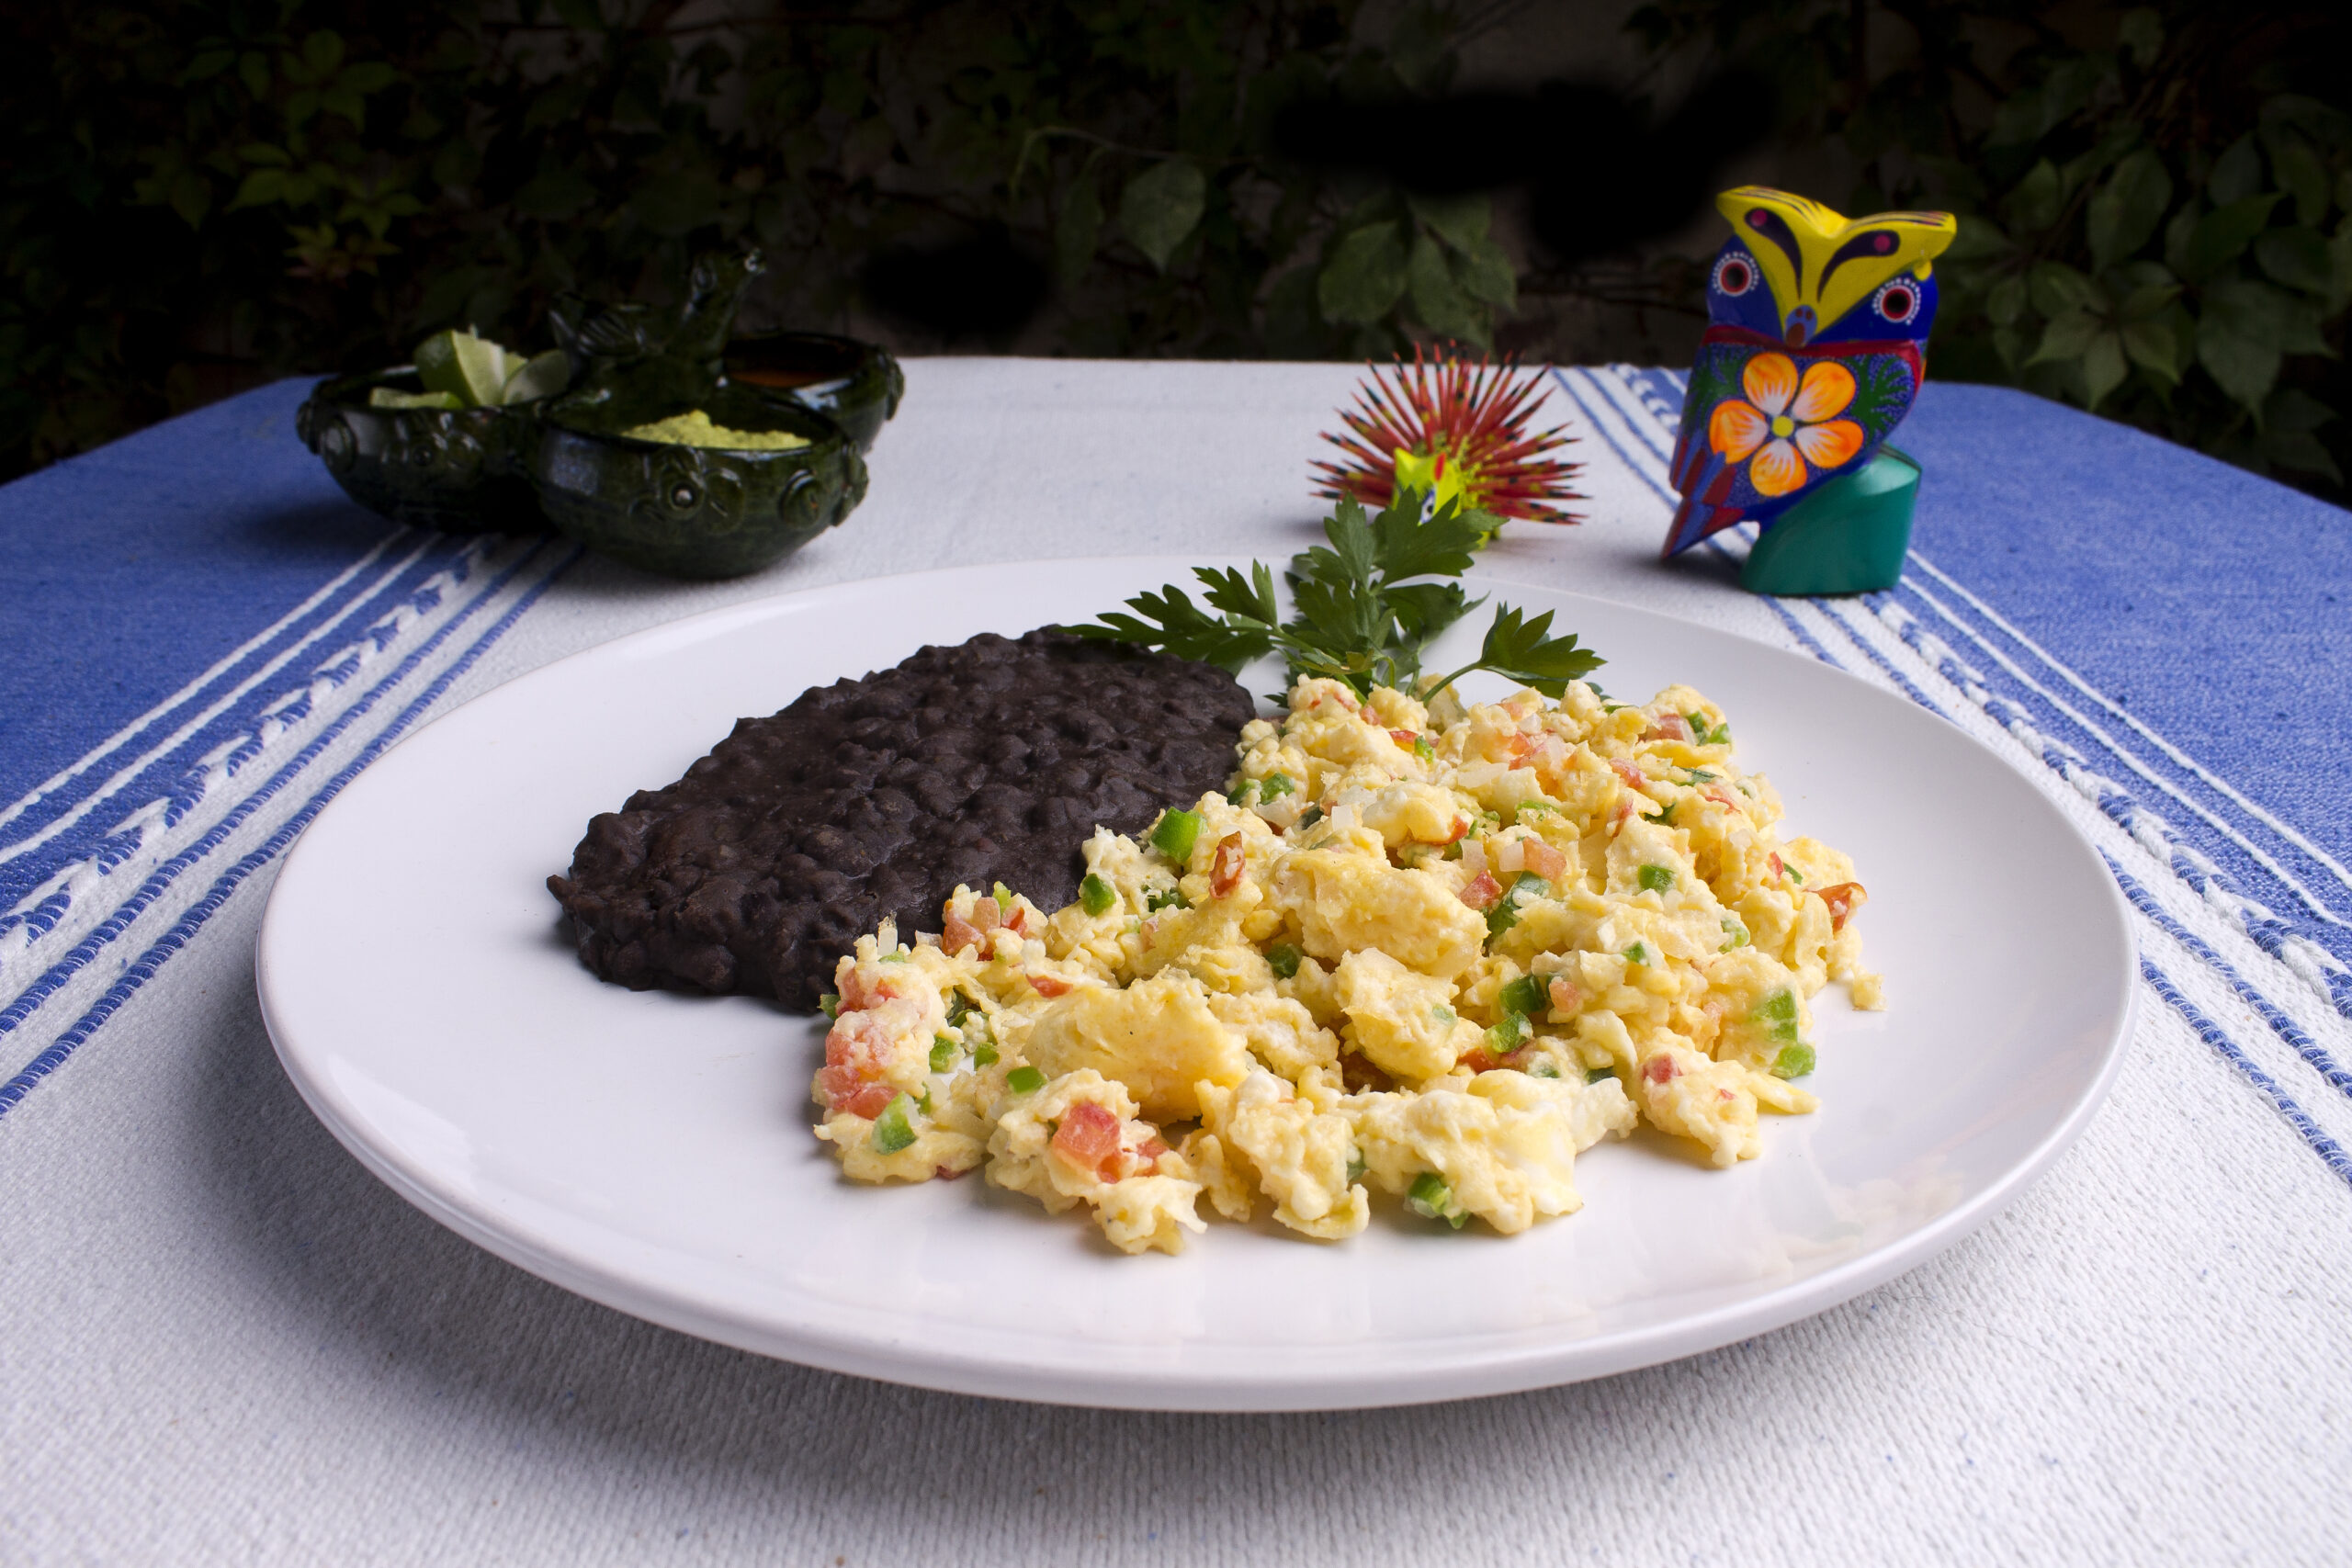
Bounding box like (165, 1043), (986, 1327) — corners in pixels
(619, 409), (810, 450)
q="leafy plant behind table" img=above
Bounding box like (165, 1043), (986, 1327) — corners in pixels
(1626, 0), (2352, 488)
(9, 1), (2349, 497)
(0, 0), (1523, 482)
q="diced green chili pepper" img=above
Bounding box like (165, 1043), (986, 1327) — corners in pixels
(1149, 809), (1203, 863)
(1755, 987), (1798, 1023)
(1485, 1013), (1529, 1054)
(1649, 800), (1679, 827)
(1770, 1043), (1816, 1079)
(973, 1041), (1000, 1067)
(819, 992), (840, 1019)
(930, 1036), (957, 1073)
(870, 1095), (917, 1153)
(945, 992), (973, 1026)
(1682, 769), (1716, 784)
(1406, 1171), (1468, 1229)
(1080, 873), (1117, 916)
(1530, 1060), (1562, 1079)
(1147, 886), (1190, 912)
(1232, 778), (1259, 807)
(1515, 799), (1559, 819)
(1442, 839), (1464, 860)
(1296, 804), (1324, 829)
(1430, 1003), (1456, 1025)
(1005, 1066), (1045, 1094)
(1261, 773), (1295, 799)
(1500, 974), (1549, 1019)
(1770, 1019), (1801, 1044)
(1784, 863), (1804, 883)
(1345, 1149), (1367, 1186)
(1623, 941), (1653, 966)
(1487, 903), (1521, 941)
(1720, 917), (1749, 950)
(1267, 943), (1302, 980)
(1638, 863), (1676, 893)
(1414, 735), (1436, 763)
(879, 951), (910, 963)
(1586, 1065), (1617, 1084)
(992, 880), (1015, 906)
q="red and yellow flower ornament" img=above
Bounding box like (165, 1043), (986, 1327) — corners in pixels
(1663, 187), (1956, 558)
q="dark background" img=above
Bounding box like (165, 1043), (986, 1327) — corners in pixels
(7, 0), (2348, 494)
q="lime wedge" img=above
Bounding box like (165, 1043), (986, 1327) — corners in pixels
(368, 387), (464, 411)
(414, 329), (514, 408)
(500, 350), (570, 405)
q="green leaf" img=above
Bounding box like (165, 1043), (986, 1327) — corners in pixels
(1317, 222), (1409, 325)
(2265, 131), (2331, 227)
(1371, 491), (1483, 581)
(2087, 150), (2172, 274)
(2082, 331), (2128, 410)
(2267, 387), (2335, 434)
(2255, 226), (2333, 295)
(2006, 159), (2063, 232)
(1407, 192), (1490, 254)
(2177, 194), (2286, 284)
(2028, 261), (2100, 317)
(238, 50), (270, 101)
(2198, 302), (2283, 416)
(2117, 7), (2164, 68)
(240, 142), (293, 167)
(1055, 167), (1102, 291)
(2114, 279), (2181, 321)
(515, 169), (598, 220)
(1116, 158), (1205, 273)
(302, 30), (345, 78)
(2028, 310), (2103, 365)
(2264, 428), (2343, 482)
(1986, 275), (2028, 327)
(182, 49), (236, 84)
(2206, 276), (2329, 356)
(228, 169), (288, 210)
(342, 62), (399, 96)
(168, 170), (211, 230)
(1407, 231), (1486, 343)
(2120, 318), (2179, 383)
(1449, 235), (1516, 310)
(1464, 604), (1603, 699)
(2209, 136), (2264, 206)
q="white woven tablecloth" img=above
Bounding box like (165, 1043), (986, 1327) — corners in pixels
(4, 359), (2346, 1565)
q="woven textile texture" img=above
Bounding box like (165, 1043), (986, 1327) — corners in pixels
(1, 360), (2346, 1565)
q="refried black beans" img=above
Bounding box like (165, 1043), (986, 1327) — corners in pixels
(548, 628), (1256, 1012)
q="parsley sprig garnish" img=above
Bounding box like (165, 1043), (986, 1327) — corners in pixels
(1060, 487), (1602, 702)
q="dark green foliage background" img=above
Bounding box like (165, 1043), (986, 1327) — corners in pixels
(6, 0), (2347, 494)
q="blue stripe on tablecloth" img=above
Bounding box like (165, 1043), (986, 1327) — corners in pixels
(2109, 855), (2352, 1102)
(1549, 362), (2352, 1184)
(0, 536), (564, 1046)
(0, 527), (421, 849)
(0, 380), (445, 816)
(0, 542), (584, 1115)
(2140, 956), (2352, 1190)
(0, 534), (485, 908)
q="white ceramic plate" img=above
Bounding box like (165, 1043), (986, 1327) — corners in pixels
(258, 558), (2133, 1411)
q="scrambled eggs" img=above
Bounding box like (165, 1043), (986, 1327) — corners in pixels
(810, 675), (1881, 1254)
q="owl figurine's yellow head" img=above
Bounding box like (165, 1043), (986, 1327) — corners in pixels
(1704, 187), (1956, 346)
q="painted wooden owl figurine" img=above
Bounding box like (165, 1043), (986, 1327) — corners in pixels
(1663, 188), (1957, 558)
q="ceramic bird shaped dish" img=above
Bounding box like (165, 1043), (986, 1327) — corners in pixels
(1664, 188), (1956, 594)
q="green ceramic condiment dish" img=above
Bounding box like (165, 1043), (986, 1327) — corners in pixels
(296, 367), (549, 535)
(533, 383), (868, 580)
(722, 332), (903, 453)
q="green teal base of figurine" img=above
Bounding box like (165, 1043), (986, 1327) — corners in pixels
(1740, 445), (1918, 597)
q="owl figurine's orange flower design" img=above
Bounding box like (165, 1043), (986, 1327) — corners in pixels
(1706, 355), (1866, 498)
